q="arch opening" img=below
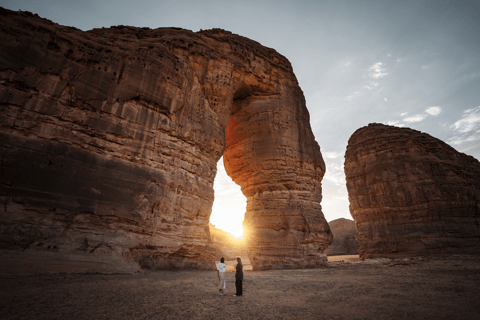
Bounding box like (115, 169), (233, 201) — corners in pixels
(209, 157), (246, 239)
(209, 157), (252, 269)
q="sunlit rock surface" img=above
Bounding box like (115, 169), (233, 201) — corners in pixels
(0, 8), (331, 273)
(324, 218), (358, 256)
(345, 123), (480, 259)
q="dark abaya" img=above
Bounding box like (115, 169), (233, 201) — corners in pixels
(235, 262), (243, 296)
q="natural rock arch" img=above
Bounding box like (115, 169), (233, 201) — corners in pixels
(0, 8), (332, 273)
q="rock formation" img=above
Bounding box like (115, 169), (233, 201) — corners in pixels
(345, 123), (480, 259)
(0, 8), (331, 273)
(324, 218), (358, 256)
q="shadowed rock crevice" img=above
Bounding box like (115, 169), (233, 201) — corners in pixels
(345, 123), (480, 259)
(0, 8), (331, 273)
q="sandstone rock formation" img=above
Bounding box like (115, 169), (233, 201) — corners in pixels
(324, 218), (359, 256)
(345, 123), (480, 259)
(0, 8), (331, 273)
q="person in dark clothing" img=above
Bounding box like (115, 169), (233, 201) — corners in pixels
(234, 257), (243, 296)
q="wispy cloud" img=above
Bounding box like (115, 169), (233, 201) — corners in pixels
(404, 114), (428, 123)
(421, 65), (429, 70)
(425, 106), (441, 116)
(368, 62), (388, 79)
(364, 81), (380, 90)
(346, 62), (385, 100)
(386, 120), (405, 127)
(386, 106), (443, 128)
(384, 97), (388, 102)
(324, 162), (346, 187)
(346, 91), (360, 100)
(448, 131), (480, 146)
(451, 106), (480, 134)
(447, 107), (480, 159)
(397, 106), (441, 123)
(323, 151), (342, 159)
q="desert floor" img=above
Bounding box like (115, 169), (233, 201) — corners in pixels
(1, 255), (479, 320)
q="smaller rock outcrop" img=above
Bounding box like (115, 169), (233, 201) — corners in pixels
(325, 218), (359, 256)
(345, 123), (480, 259)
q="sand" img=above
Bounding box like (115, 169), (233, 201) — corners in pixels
(1, 255), (479, 320)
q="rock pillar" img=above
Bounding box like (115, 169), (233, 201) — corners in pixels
(345, 123), (480, 259)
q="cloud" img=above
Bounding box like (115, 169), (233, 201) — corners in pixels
(404, 114), (428, 123)
(323, 153), (347, 187)
(388, 107), (442, 127)
(425, 106), (441, 116)
(368, 62), (388, 79)
(347, 63), (385, 99)
(451, 106), (480, 133)
(421, 65), (429, 70)
(386, 120), (405, 127)
(384, 98), (388, 102)
(323, 151), (342, 159)
(348, 63), (385, 97)
(346, 91), (360, 100)
(448, 131), (480, 146)
(324, 161), (346, 187)
(445, 107), (480, 160)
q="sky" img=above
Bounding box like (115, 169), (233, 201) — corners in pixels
(2, 0), (479, 236)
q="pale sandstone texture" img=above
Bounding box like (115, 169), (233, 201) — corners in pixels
(324, 218), (359, 256)
(0, 8), (331, 272)
(345, 123), (480, 259)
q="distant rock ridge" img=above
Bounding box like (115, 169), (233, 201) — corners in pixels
(345, 123), (480, 259)
(208, 223), (247, 260)
(324, 218), (359, 256)
(0, 7), (331, 273)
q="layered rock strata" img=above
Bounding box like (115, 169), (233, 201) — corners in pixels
(0, 8), (331, 272)
(324, 218), (359, 256)
(345, 123), (480, 259)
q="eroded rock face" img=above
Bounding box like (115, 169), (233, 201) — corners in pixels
(0, 8), (331, 273)
(324, 218), (358, 256)
(345, 123), (480, 259)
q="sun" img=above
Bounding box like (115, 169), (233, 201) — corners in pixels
(209, 203), (245, 239)
(229, 226), (244, 239)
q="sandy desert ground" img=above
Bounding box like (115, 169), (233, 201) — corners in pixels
(1, 255), (479, 320)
